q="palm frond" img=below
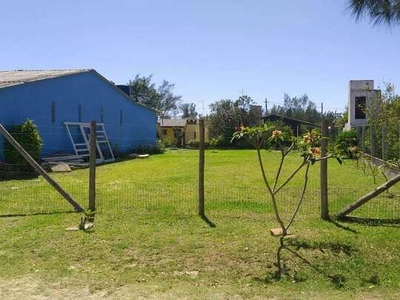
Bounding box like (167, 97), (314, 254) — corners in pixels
(348, 0), (400, 26)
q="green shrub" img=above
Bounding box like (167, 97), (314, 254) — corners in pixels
(132, 140), (165, 155)
(163, 136), (175, 147)
(186, 139), (200, 148)
(4, 119), (43, 171)
(209, 138), (219, 148)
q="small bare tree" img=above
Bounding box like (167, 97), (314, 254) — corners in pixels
(232, 124), (337, 277)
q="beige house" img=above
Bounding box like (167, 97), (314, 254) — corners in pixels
(158, 118), (209, 146)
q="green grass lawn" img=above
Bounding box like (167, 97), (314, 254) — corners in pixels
(0, 149), (400, 299)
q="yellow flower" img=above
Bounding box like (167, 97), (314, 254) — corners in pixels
(272, 130), (282, 138)
(303, 134), (312, 144)
(308, 147), (321, 157)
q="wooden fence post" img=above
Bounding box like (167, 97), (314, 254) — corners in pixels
(336, 173), (400, 218)
(198, 119), (205, 217)
(89, 121), (96, 216)
(0, 123), (84, 212)
(320, 119), (329, 220)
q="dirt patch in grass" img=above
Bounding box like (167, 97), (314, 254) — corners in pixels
(0, 276), (275, 300)
(2, 276), (400, 300)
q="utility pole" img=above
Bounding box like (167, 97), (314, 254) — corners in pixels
(265, 98), (268, 115)
(321, 102), (324, 115)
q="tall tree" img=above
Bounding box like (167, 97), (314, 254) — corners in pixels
(180, 103), (198, 118)
(128, 74), (158, 105)
(270, 93), (321, 124)
(156, 80), (182, 117)
(348, 0), (400, 26)
(127, 74), (182, 117)
(235, 95), (253, 125)
(208, 99), (239, 146)
(207, 95), (260, 146)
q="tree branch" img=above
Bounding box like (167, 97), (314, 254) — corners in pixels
(272, 142), (295, 192)
(274, 160), (307, 195)
(256, 147), (286, 233)
(286, 163), (310, 231)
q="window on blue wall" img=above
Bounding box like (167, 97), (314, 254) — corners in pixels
(51, 101), (56, 124)
(119, 109), (123, 126)
(78, 105), (82, 122)
(100, 107), (104, 123)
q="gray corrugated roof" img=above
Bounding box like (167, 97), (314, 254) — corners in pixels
(158, 118), (187, 127)
(0, 69), (90, 88)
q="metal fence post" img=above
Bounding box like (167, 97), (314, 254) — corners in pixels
(370, 125), (375, 158)
(382, 123), (387, 161)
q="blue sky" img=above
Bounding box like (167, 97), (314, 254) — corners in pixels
(2, 0), (400, 116)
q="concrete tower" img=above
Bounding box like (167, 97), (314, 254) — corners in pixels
(345, 80), (379, 130)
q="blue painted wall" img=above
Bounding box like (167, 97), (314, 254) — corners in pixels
(0, 70), (157, 160)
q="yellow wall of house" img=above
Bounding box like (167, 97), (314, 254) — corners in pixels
(158, 123), (209, 146)
(185, 124), (209, 144)
(160, 127), (181, 145)
(185, 124), (197, 144)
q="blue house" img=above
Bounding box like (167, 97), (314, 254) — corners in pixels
(0, 69), (157, 161)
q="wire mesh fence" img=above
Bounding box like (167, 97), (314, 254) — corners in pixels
(1, 178), (399, 221)
(1, 118), (399, 226)
(355, 124), (400, 161)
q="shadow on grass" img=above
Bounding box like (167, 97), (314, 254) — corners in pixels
(338, 216), (400, 227)
(200, 214), (216, 228)
(0, 165), (39, 181)
(287, 238), (356, 256)
(328, 218), (358, 233)
(254, 238), (356, 289)
(0, 210), (76, 218)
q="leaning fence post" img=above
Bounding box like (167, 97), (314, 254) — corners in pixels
(89, 120), (96, 217)
(0, 123), (84, 212)
(320, 119), (329, 220)
(198, 118), (205, 217)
